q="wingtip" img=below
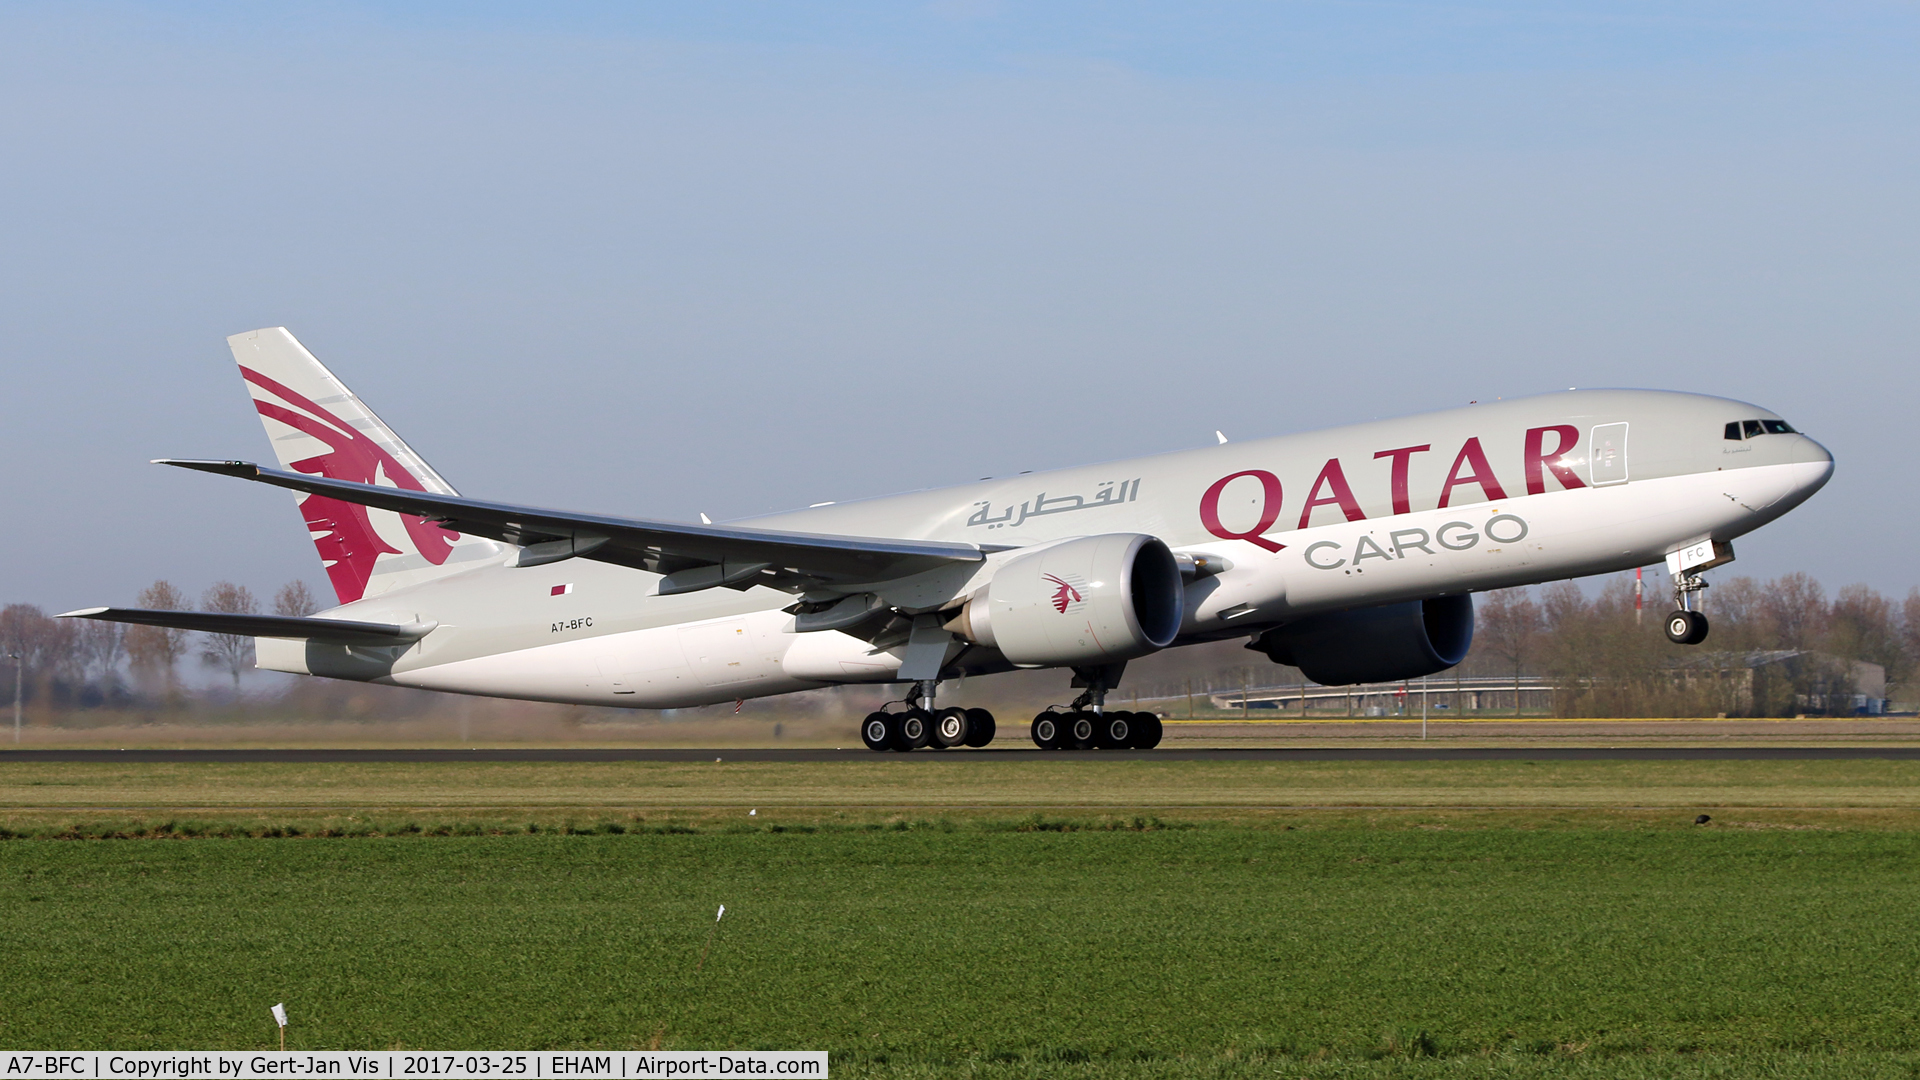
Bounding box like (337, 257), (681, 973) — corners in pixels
(55, 607), (109, 619)
(153, 458), (260, 477)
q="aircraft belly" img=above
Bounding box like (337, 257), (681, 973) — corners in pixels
(391, 609), (819, 709)
(780, 629), (904, 682)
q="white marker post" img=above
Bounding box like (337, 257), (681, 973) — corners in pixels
(271, 1003), (288, 1051)
(653, 905), (730, 1049)
(697, 905), (725, 972)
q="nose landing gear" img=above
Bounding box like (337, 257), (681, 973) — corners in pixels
(1665, 570), (1711, 645)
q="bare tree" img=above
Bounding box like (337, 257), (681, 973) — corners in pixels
(125, 580), (190, 697)
(1707, 575), (1768, 652)
(73, 619), (125, 700)
(1477, 588), (1542, 716)
(200, 582), (258, 694)
(0, 605), (51, 670)
(1758, 572), (1829, 651)
(1828, 584), (1904, 680)
(274, 581), (320, 618)
(1538, 580), (1586, 636)
(0, 605), (55, 722)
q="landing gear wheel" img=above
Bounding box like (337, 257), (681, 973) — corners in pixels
(860, 711), (894, 752)
(896, 708), (932, 750)
(1130, 713), (1163, 749)
(963, 708), (996, 748)
(1094, 711), (1133, 749)
(1665, 610), (1710, 645)
(1031, 713), (1065, 750)
(930, 707), (970, 749)
(1067, 712), (1097, 750)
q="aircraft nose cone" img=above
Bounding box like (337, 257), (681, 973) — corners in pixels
(1787, 434), (1834, 489)
(1790, 434), (1834, 467)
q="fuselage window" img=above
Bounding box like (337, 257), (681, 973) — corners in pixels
(1742, 419), (1764, 439)
(1762, 419), (1796, 434)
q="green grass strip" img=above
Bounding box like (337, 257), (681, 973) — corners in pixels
(5, 825), (1920, 1071)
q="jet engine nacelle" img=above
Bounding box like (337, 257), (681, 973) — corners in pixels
(948, 533), (1183, 667)
(1250, 594), (1474, 686)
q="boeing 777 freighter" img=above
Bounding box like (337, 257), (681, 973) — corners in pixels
(63, 328), (1832, 751)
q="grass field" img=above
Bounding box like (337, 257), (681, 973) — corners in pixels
(9, 758), (1920, 1078)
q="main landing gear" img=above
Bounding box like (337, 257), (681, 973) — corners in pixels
(1029, 666), (1163, 750)
(860, 680), (996, 752)
(1029, 709), (1163, 750)
(1664, 570), (1711, 645)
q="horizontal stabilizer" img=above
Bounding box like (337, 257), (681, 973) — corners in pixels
(57, 607), (436, 646)
(156, 458), (991, 591)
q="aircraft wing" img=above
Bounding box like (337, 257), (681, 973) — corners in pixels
(57, 607), (436, 646)
(158, 459), (988, 593)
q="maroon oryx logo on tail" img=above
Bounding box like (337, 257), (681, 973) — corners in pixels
(1044, 573), (1083, 614)
(241, 366), (459, 604)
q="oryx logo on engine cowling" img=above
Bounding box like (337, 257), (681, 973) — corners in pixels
(1044, 573), (1084, 614)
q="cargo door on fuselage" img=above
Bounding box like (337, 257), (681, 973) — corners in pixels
(1590, 423), (1629, 486)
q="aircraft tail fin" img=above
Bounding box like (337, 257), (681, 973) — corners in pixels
(227, 327), (505, 605)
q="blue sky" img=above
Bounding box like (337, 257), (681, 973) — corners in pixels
(1, 2), (1915, 609)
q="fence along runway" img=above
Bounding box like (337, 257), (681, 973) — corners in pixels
(6, 747), (1920, 763)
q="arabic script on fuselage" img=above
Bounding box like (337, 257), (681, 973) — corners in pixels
(967, 479), (1141, 530)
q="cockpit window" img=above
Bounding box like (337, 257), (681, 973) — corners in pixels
(1726, 418), (1800, 440)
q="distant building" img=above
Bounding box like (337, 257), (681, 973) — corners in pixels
(1671, 650), (1887, 716)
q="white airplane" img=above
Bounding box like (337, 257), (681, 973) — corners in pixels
(63, 328), (1832, 751)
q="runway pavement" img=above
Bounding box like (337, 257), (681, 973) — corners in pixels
(6, 746), (1920, 763)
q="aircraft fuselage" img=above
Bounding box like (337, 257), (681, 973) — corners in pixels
(257, 388), (1831, 708)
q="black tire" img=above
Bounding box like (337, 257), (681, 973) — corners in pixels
(1666, 610), (1710, 646)
(1067, 711), (1097, 750)
(1094, 711), (1133, 749)
(1131, 713), (1163, 749)
(963, 708), (996, 747)
(930, 707), (970, 749)
(896, 708), (932, 750)
(860, 711), (894, 752)
(1031, 713), (1065, 750)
